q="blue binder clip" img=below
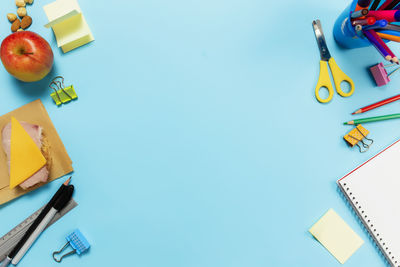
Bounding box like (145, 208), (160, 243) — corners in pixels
(52, 229), (90, 263)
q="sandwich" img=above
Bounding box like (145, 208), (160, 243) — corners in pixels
(1, 117), (51, 189)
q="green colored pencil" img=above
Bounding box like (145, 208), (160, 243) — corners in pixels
(344, 113), (400, 125)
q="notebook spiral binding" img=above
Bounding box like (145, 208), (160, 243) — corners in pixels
(338, 182), (398, 267)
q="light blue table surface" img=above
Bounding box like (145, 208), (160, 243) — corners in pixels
(0, 0), (398, 266)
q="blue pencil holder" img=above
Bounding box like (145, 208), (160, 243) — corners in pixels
(333, 0), (371, 48)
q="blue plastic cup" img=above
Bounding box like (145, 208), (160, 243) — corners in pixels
(333, 0), (372, 48)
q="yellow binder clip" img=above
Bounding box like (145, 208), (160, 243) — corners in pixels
(344, 124), (373, 153)
(50, 76), (78, 106)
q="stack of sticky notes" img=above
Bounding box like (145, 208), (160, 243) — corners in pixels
(43, 0), (94, 53)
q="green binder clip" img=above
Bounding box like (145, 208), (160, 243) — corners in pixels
(50, 76), (78, 106)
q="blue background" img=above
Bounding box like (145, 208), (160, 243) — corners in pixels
(0, 0), (398, 266)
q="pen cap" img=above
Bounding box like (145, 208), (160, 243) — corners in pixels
(378, 19), (388, 28)
(333, 0), (389, 48)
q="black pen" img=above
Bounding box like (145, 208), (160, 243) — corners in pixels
(1, 178), (74, 267)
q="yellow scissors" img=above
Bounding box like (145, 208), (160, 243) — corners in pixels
(312, 20), (355, 103)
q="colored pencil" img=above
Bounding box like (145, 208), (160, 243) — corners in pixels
(355, 0), (372, 11)
(352, 9), (369, 18)
(363, 29), (393, 62)
(382, 23), (400, 31)
(378, 0), (394, 9)
(377, 31), (400, 41)
(379, 29), (400, 35)
(370, 0), (381, 10)
(370, 29), (399, 63)
(352, 93), (400, 114)
(355, 25), (365, 37)
(364, 19), (388, 29)
(367, 10), (400, 22)
(384, 0), (400, 9)
(352, 17), (376, 26)
(344, 113), (400, 125)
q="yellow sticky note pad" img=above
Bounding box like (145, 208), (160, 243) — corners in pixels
(43, 0), (94, 53)
(309, 209), (364, 264)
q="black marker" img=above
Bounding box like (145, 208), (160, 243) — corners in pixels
(1, 178), (74, 267)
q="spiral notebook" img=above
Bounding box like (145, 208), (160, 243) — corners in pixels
(338, 140), (400, 267)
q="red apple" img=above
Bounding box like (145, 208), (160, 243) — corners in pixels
(0, 31), (54, 82)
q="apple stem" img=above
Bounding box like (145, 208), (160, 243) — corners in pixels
(23, 52), (34, 55)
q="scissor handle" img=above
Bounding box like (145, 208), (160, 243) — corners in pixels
(328, 57), (355, 98)
(315, 60), (335, 103)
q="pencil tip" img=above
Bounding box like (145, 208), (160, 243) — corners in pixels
(64, 177), (71, 185)
(352, 109), (361, 115)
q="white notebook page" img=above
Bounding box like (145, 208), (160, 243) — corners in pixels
(338, 140), (400, 267)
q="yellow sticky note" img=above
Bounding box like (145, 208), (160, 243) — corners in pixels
(309, 209), (364, 264)
(43, 0), (94, 53)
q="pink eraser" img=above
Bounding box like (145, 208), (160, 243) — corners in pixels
(370, 63), (390, 87)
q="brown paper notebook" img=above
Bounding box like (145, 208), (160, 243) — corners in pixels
(0, 100), (73, 205)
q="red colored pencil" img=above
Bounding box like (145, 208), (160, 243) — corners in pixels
(378, 0), (393, 9)
(384, 0), (400, 9)
(352, 93), (400, 114)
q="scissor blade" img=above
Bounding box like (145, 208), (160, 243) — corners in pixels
(312, 20), (331, 61)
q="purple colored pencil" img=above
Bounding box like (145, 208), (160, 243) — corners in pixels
(363, 29), (392, 62)
(369, 29), (399, 63)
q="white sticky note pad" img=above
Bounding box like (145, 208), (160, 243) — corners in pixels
(309, 209), (364, 264)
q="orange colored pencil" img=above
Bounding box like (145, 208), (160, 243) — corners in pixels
(377, 32), (400, 42)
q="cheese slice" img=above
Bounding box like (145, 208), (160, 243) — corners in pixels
(9, 117), (46, 189)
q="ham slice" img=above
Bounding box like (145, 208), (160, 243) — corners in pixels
(2, 121), (49, 189)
